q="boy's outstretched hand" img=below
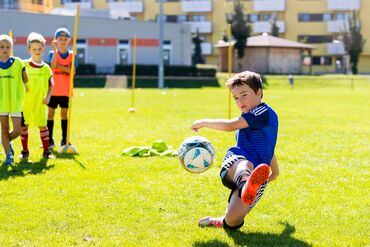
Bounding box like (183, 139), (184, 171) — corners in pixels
(191, 120), (204, 132)
(51, 39), (58, 51)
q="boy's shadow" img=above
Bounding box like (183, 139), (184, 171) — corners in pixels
(0, 158), (54, 180)
(193, 222), (311, 247)
(52, 150), (86, 169)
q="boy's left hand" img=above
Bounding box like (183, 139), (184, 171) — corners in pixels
(43, 96), (51, 105)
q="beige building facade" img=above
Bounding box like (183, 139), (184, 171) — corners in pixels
(3, 0), (369, 74)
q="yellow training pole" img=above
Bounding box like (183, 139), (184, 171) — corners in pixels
(65, 4), (80, 151)
(128, 35), (137, 113)
(9, 30), (13, 56)
(227, 24), (232, 119)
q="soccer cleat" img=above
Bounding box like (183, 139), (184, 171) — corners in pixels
(4, 154), (14, 166)
(198, 216), (224, 228)
(49, 140), (55, 149)
(19, 150), (30, 159)
(9, 143), (14, 156)
(42, 150), (55, 159)
(60, 141), (70, 146)
(241, 163), (270, 205)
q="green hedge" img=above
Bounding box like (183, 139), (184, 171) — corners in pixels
(127, 77), (219, 88)
(74, 76), (105, 88)
(114, 65), (216, 77)
(76, 64), (96, 75)
(74, 76), (219, 88)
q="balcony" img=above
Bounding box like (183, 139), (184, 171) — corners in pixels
(253, 21), (285, 33)
(327, 20), (347, 33)
(327, 42), (345, 55)
(181, 0), (212, 13)
(253, 0), (285, 12)
(108, 1), (144, 13)
(327, 0), (360, 11)
(64, 2), (92, 9)
(183, 21), (212, 33)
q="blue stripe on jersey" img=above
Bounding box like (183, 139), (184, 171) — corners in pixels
(229, 103), (278, 166)
(47, 51), (78, 68)
(0, 57), (15, 69)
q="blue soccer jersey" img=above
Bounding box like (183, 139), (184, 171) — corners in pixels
(228, 103), (278, 167)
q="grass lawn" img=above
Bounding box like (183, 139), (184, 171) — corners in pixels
(0, 76), (369, 246)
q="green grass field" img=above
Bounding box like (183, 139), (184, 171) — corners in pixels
(0, 76), (369, 246)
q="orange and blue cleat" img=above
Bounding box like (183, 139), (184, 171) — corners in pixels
(241, 163), (270, 205)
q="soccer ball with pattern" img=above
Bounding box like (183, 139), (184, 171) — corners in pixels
(178, 136), (215, 173)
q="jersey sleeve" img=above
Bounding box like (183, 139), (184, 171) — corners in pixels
(47, 51), (53, 64)
(45, 64), (54, 86)
(241, 104), (270, 129)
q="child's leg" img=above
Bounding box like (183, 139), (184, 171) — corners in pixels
(224, 189), (250, 227)
(9, 116), (21, 141)
(39, 126), (49, 152)
(0, 116), (11, 154)
(20, 125), (29, 152)
(47, 107), (55, 145)
(60, 107), (68, 145)
(222, 159), (254, 227)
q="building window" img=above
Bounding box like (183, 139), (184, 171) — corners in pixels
(117, 40), (130, 65)
(248, 14), (259, 22)
(312, 56), (332, 66)
(32, 0), (43, 4)
(298, 13), (332, 22)
(298, 35), (333, 44)
(191, 15), (207, 22)
(261, 14), (272, 21)
(163, 49), (171, 65)
(62, 0), (91, 3)
(335, 12), (349, 21)
(76, 39), (87, 64)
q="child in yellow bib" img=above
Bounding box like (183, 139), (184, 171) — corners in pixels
(20, 33), (54, 160)
(0, 34), (28, 167)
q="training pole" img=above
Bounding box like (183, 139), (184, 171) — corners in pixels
(227, 24), (232, 119)
(65, 4), (80, 151)
(128, 36), (137, 113)
(9, 30), (13, 56)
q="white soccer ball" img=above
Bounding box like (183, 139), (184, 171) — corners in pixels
(178, 136), (215, 173)
(58, 144), (78, 154)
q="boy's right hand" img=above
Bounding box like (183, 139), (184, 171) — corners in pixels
(51, 39), (58, 51)
(191, 120), (204, 132)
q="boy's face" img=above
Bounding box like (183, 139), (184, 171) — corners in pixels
(0, 40), (12, 60)
(28, 42), (44, 61)
(56, 34), (70, 50)
(231, 84), (262, 113)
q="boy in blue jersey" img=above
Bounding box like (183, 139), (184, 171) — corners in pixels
(191, 71), (280, 230)
(47, 27), (77, 148)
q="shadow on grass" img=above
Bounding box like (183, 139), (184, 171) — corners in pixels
(0, 158), (54, 180)
(193, 222), (311, 247)
(52, 151), (86, 169)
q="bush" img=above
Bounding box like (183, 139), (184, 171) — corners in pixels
(76, 64), (96, 75)
(114, 64), (216, 77)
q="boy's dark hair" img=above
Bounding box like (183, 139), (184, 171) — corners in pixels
(226, 71), (263, 96)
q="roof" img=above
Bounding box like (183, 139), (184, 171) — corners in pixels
(215, 33), (314, 50)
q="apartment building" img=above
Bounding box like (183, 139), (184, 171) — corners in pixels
(2, 0), (369, 74)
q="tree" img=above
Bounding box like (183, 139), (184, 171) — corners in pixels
(192, 30), (204, 65)
(341, 10), (366, 74)
(270, 13), (279, 37)
(226, 0), (251, 71)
